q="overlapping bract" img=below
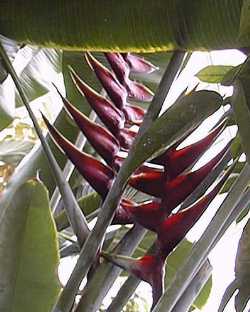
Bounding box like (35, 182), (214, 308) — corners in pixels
(44, 52), (232, 310)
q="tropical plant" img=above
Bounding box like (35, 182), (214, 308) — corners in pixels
(0, 2), (250, 312)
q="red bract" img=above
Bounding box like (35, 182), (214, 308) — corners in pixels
(129, 169), (164, 197)
(153, 120), (227, 179)
(70, 69), (125, 135)
(121, 53), (158, 74)
(105, 52), (154, 102)
(118, 127), (137, 150)
(42, 115), (114, 198)
(57, 91), (120, 167)
(85, 52), (127, 109)
(130, 141), (231, 212)
(122, 199), (163, 231)
(103, 253), (165, 310)
(156, 163), (234, 256)
(122, 104), (145, 125)
(161, 141), (231, 213)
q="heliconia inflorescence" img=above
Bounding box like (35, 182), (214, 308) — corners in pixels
(44, 52), (233, 310)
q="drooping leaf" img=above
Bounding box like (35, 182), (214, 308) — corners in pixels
(0, 139), (34, 165)
(0, 178), (60, 312)
(196, 65), (234, 83)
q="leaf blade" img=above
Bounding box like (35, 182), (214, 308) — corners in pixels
(0, 179), (60, 312)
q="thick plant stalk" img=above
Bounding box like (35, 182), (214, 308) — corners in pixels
(52, 51), (185, 312)
(0, 1), (244, 51)
(0, 42), (89, 247)
(153, 164), (250, 312)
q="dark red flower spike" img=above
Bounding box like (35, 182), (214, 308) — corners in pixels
(105, 52), (154, 103)
(122, 199), (163, 231)
(69, 69), (125, 135)
(153, 119), (227, 179)
(156, 162), (234, 257)
(85, 52), (127, 110)
(42, 114), (114, 198)
(102, 252), (165, 310)
(56, 90), (120, 167)
(121, 53), (158, 74)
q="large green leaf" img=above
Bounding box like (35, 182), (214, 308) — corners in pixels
(0, 1), (246, 51)
(0, 178), (60, 312)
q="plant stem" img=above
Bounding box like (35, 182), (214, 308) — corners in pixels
(0, 42), (89, 246)
(171, 260), (212, 312)
(153, 163), (250, 312)
(52, 51), (185, 312)
(106, 276), (140, 312)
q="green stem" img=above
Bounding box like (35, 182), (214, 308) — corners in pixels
(52, 51), (185, 312)
(153, 164), (250, 312)
(0, 42), (89, 246)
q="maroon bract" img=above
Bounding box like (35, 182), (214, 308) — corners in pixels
(58, 91), (120, 167)
(85, 52), (127, 109)
(105, 52), (154, 102)
(130, 141), (231, 213)
(156, 163), (233, 256)
(129, 169), (164, 197)
(161, 140), (231, 213)
(117, 127), (137, 150)
(42, 115), (114, 198)
(122, 199), (163, 231)
(122, 53), (158, 74)
(103, 253), (165, 310)
(70, 69), (125, 135)
(123, 104), (145, 125)
(153, 120), (227, 178)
